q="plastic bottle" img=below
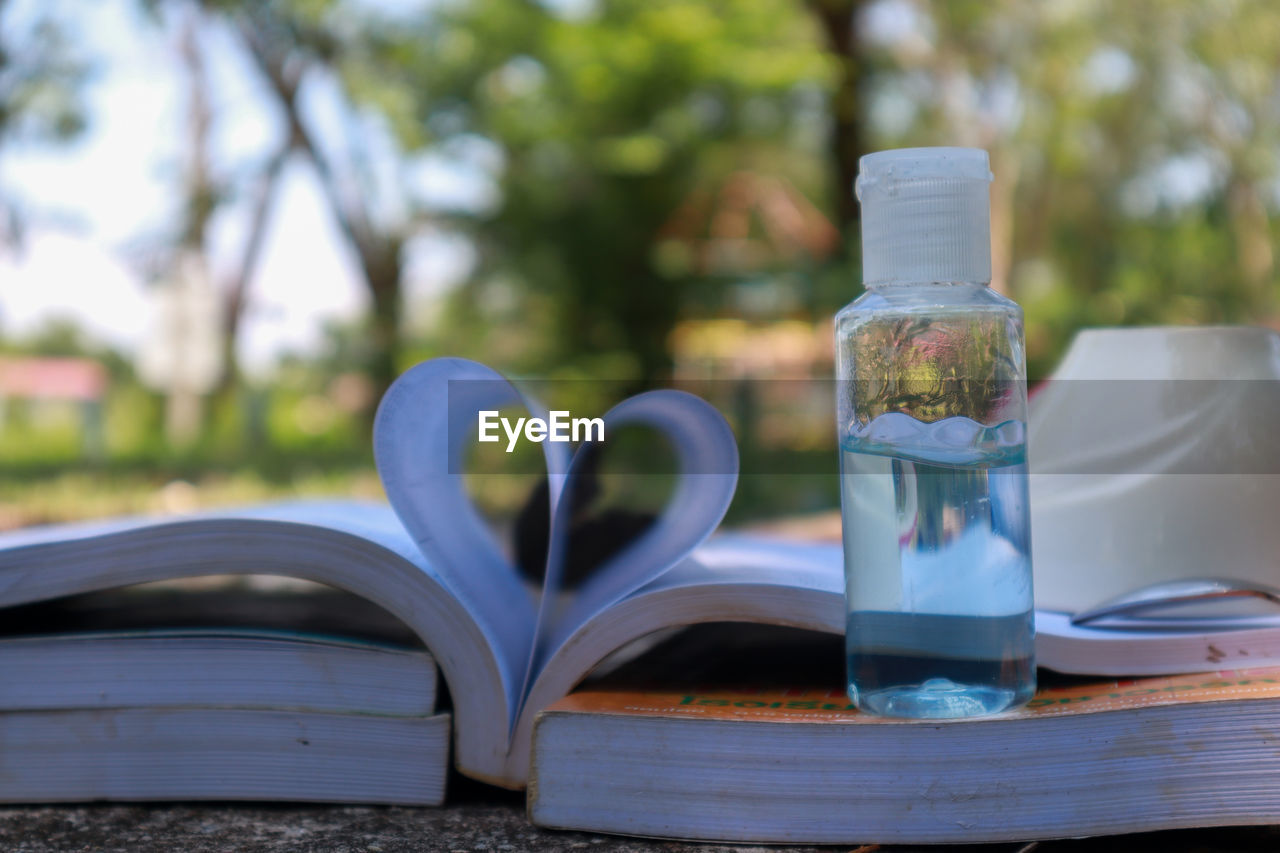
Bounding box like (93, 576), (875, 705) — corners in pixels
(835, 147), (1035, 719)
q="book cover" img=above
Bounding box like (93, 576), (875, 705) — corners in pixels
(545, 666), (1280, 723)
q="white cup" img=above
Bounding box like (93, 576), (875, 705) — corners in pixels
(1029, 325), (1280, 614)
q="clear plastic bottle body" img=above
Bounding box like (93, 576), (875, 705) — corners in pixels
(836, 281), (1035, 718)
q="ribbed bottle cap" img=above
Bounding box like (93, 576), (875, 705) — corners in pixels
(856, 147), (993, 286)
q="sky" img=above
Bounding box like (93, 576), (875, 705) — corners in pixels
(0, 0), (475, 380)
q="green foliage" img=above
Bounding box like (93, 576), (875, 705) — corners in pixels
(862, 0), (1280, 378)
(0, 6), (88, 143)
(10, 0), (1280, 527)
(349, 0), (834, 383)
(0, 318), (134, 379)
(0, 2), (88, 245)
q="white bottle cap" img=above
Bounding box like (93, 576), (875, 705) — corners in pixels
(856, 147), (993, 286)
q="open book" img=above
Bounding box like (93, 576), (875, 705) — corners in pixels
(529, 626), (1280, 843)
(3, 356), (1280, 797)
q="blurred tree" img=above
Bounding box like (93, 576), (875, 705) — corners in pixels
(353, 0), (834, 384)
(230, 3), (412, 399)
(126, 0), (426, 405)
(172, 3), (291, 399)
(0, 0), (88, 246)
(860, 0), (1280, 375)
(122, 1), (293, 444)
(140, 0), (1280, 406)
(804, 0), (869, 248)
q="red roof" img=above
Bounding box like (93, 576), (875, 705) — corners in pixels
(0, 357), (108, 402)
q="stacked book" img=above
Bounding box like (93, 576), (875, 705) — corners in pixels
(0, 580), (448, 804)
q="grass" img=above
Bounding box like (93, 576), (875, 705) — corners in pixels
(0, 394), (841, 532)
(0, 464), (387, 532)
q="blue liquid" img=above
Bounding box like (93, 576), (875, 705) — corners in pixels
(840, 414), (1035, 718)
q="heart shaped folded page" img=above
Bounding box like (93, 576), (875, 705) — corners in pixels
(373, 357), (738, 726)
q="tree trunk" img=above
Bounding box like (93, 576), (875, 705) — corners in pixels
(1228, 178), (1274, 291)
(171, 5), (214, 448)
(988, 150), (1020, 297)
(235, 12), (409, 413)
(214, 146), (291, 399)
(367, 274), (402, 405)
(808, 0), (866, 252)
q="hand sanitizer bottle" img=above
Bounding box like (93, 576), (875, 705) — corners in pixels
(836, 147), (1035, 718)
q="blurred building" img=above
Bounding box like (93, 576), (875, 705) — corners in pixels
(660, 171), (840, 452)
(0, 357), (109, 457)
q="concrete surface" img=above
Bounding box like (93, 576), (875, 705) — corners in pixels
(2, 775), (1279, 852)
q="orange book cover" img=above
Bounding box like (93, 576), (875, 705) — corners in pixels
(542, 666), (1280, 724)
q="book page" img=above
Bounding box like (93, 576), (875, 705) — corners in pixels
(375, 358), (568, 725)
(374, 359), (770, 742)
(500, 534), (846, 782)
(520, 389), (739, 712)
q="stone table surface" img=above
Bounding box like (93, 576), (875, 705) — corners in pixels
(2, 775), (1279, 853)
